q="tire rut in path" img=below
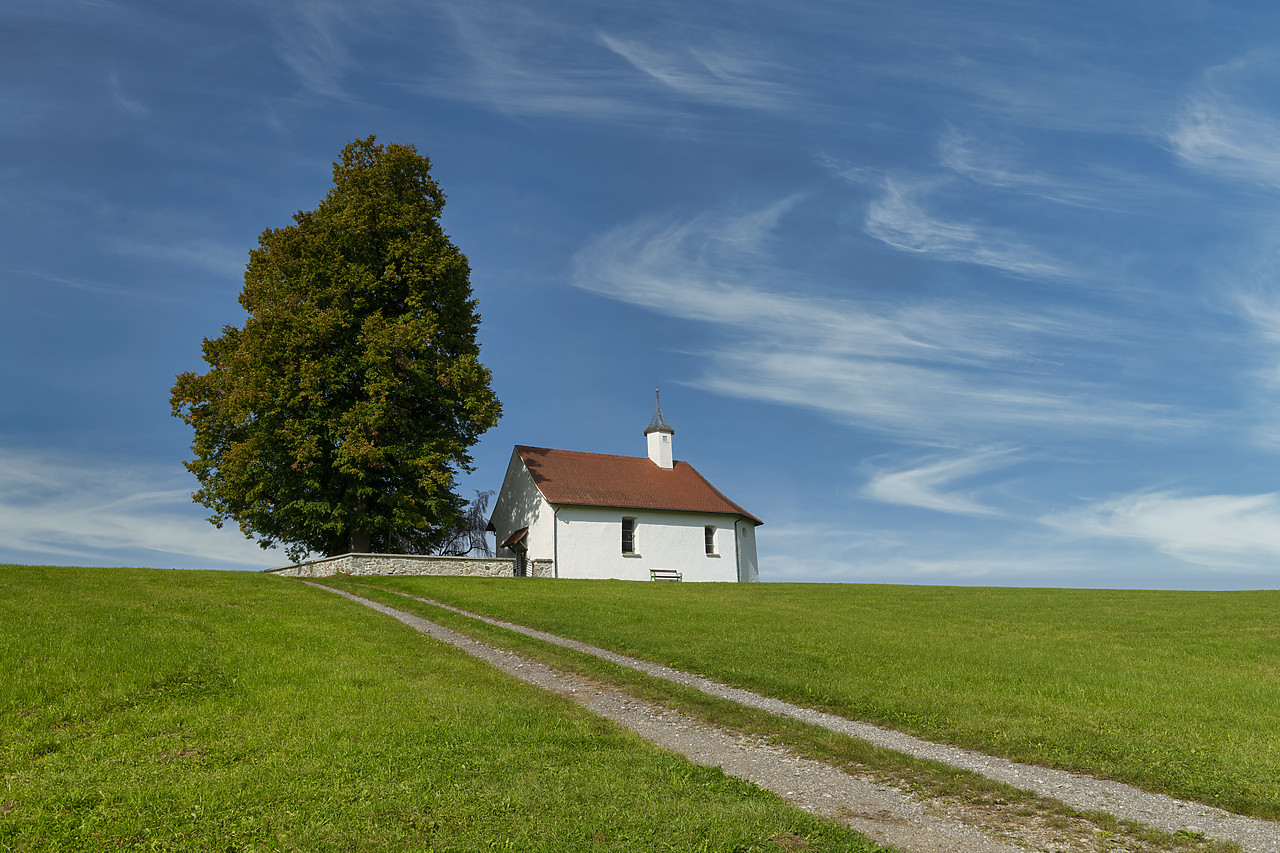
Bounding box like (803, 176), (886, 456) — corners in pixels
(314, 583), (1023, 853)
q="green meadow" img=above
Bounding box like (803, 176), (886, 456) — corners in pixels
(342, 577), (1280, 821)
(0, 566), (884, 852)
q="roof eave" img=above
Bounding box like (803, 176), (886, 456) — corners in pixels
(545, 498), (762, 525)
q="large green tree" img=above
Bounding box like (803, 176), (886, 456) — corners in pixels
(171, 137), (501, 561)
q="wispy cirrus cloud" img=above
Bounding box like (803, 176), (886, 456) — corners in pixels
(936, 127), (1164, 213)
(428, 3), (656, 121)
(261, 0), (358, 99)
(0, 447), (281, 569)
(938, 62), (1166, 136)
(1169, 52), (1280, 188)
(105, 234), (246, 278)
(864, 448), (1017, 516)
(696, 349), (1168, 441)
(1237, 292), (1280, 349)
(1222, 286), (1280, 449)
(759, 529), (1160, 587)
(83, 189), (250, 278)
(938, 128), (1068, 195)
(1044, 490), (1280, 572)
(423, 1), (796, 122)
(0, 182), (248, 290)
(852, 3), (1170, 138)
(863, 177), (1078, 281)
(107, 70), (148, 116)
(9, 268), (154, 300)
(597, 32), (795, 111)
(572, 200), (1180, 444)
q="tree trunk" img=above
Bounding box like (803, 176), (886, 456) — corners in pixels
(348, 528), (371, 554)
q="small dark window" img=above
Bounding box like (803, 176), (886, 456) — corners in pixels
(705, 525), (716, 555)
(622, 518), (636, 554)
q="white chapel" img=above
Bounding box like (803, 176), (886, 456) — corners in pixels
(487, 393), (761, 582)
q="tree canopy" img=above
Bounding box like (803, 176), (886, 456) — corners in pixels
(171, 137), (501, 561)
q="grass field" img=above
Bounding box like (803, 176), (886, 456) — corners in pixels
(338, 577), (1280, 822)
(0, 566), (886, 852)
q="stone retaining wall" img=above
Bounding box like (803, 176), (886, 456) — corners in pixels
(264, 553), (554, 579)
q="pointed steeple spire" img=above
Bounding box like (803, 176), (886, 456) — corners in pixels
(644, 387), (674, 436)
(645, 388), (675, 468)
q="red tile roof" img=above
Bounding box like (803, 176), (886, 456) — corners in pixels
(515, 445), (762, 525)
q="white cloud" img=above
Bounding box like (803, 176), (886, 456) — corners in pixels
(263, 0), (357, 99)
(0, 447), (280, 569)
(10, 269), (152, 300)
(572, 201), (1180, 444)
(864, 448), (1017, 516)
(758, 530), (1166, 587)
(107, 235), (246, 277)
(420, 2), (798, 123)
(1043, 490), (1280, 572)
(698, 350), (1171, 441)
(864, 178), (1077, 280)
(938, 128), (1051, 191)
(936, 127), (1155, 212)
(950, 64), (1164, 136)
(1169, 53), (1280, 188)
(1237, 292), (1280, 348)
(427, 3), (658, 122)
(0, 182), (250, 281)
(1170, 102), (1280, 188)
(597, 32), (794, 111)
(107, 70), (147, 116)
(1224, 285), (1280, 448)
(863, 12), (1168, 138)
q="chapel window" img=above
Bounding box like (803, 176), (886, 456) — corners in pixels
(622, 517), (636, 554)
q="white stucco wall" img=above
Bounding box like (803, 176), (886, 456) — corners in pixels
(554, 506), (748, 582)
(647, 430), (673, 468)
(734, 519), (760, 583)
(488, 448), (557, 564)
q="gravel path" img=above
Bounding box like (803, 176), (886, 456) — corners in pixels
(316, 583), (1280, 853)
(393, 592), (1280, 853)
(316, 584), (1023, 852)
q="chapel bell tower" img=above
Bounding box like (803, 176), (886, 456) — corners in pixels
(644, 389), (674, 469)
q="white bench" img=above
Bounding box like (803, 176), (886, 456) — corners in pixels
(650, 568), (682, 581)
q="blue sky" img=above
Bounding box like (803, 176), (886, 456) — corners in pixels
(6, 0), (1280, 587)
